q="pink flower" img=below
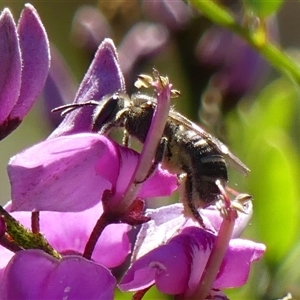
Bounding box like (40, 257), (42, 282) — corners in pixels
(119, 203), (266, 298)
(0, 250), (116, 299)
(0, 4), (50, 140)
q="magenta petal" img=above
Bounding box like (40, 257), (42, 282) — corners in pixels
(71, 6), (112, 51)
(115, 144), (177, 198)
(74, 38), (125, 104)
(142, 0), (192, 30)
(37, 204), (131, 268)
(132, 204), (197, 260)
(0, 202), (131, 269)
(8, 133), (119, 212)
(50, 38), (125, 137)
(201, 201), (253, 238)
(120, 227), (216, 296)
(103, 144), (177, 207)
(9, 4), (50, 120)
(119, 22), (169, 79)
(119, 241), (189, 294)
(214, 239), (266, 289)
(108, 146), (139, 203)
(0, 250), (116, 299)
(139, 166), (177, 198)
(0, 9), (21, 127)
(0, 248), (13, 282)
(93, 223), (131, 267)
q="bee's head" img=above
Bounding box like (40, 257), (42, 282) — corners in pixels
(92, 92), (128, 132)
(52, 91), (129, 132)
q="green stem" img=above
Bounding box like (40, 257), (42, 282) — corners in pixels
(0, 206), (61, 259)
(190, 0), (300, 85)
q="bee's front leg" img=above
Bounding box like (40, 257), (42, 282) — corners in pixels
(96, 108), (128, 135)
(95, 119), (122, 135)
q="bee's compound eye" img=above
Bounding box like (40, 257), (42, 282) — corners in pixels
(92, 95), (121, 131)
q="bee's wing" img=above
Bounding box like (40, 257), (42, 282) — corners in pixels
(168, 111), (250, 176)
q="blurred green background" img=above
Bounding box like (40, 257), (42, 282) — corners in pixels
(1, 1), (300, 299)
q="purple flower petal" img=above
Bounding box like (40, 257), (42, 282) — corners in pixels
(2, 202), (131, 268)
(196, 27), (232, 68)
(132, 204), (197, 261)
(0, 250), (13, 283)
(75, 38), (125, 104)
(50, 38), (125, 137)
(119, 242), (190, 294)
(132, 202), (253, 262)
(93, 222), (131, 267)
(120, 228), (213, 295)
(142, 0), (192, 31)
(8, 130), (176, 213)
(131, 204), (217, 262)
(138, 166), (177, 198)
(37, 204), (131, 268)
(8, 133), (119, 212)
(71, 6), (112, 51)
(120, 226), (265, 296)
(202, 200), (253, 238)
(0, 9), (22, 132)
(196, 25), (272, 109)
(106, 144), (177, 207)
(9, 4), (50, 120)
(214, 239), (266, 288)
(0, 250), (116, 299)
(118, 22), (169, 81)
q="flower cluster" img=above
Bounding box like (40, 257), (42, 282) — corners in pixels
(0, 4), (265, 300)
(68, 1), (276, 121)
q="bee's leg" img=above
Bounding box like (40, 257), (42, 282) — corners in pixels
(96, 118), (123, 135)
(123, 129), (130, 147)
(134, 136), (168, 184)
(179, 173), (206, 229)
(96, 122), (116, 134)
(96, 109), (128, 134)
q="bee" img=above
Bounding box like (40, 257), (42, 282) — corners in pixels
(53, 87), (249, 227)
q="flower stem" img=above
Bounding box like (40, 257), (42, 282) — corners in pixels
(132, 285), (153, 300)
(0, 235), (23, 253)
(83, 212), (110, 260)
(0, 206), (61, 259)
(190, 0), (300, 85)
(31, 211), (40, 234)
(192, 210), (235, 300)
(118, 70), (172, 213)
(183, 181), (237, 300)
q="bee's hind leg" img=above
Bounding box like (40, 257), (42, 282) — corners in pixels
(178, 172), (207, 229)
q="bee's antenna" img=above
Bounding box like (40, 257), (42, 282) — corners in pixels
(51, 100), (99, 117)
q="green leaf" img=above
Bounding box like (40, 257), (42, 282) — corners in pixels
(248, 131), (300, 264)
(243, 0), (284, 17)
(228, 78), (300, 164)
(227, 77), (300, 265)
(246, 78), (299, 133)
(269, 241), (300, 298)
